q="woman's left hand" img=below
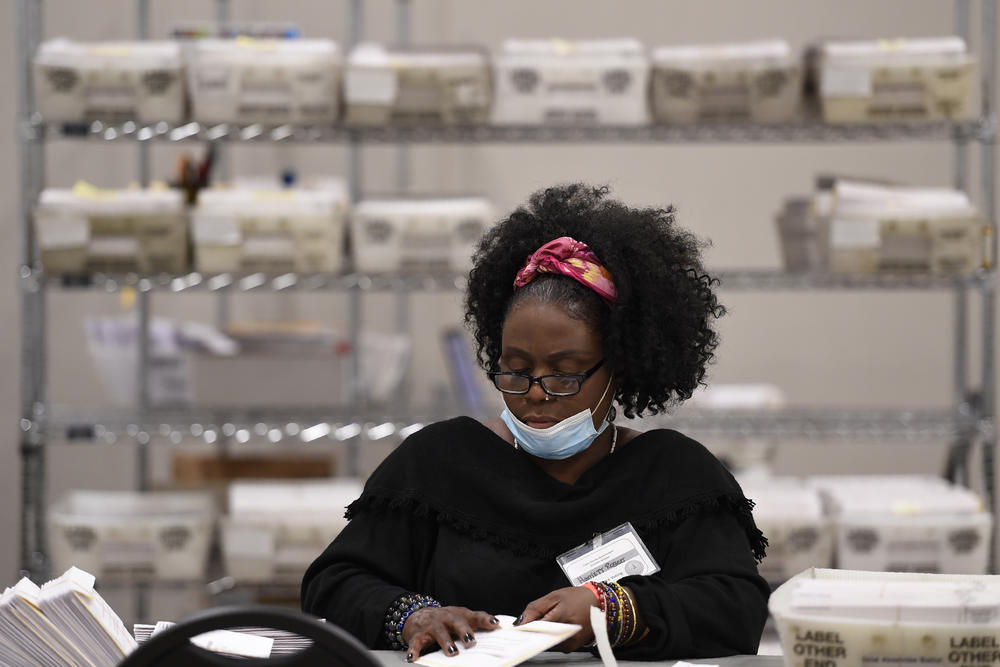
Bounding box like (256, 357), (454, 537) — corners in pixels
(516, 586), (598, 652)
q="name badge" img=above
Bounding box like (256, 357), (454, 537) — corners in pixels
(556, 522), (660, 586)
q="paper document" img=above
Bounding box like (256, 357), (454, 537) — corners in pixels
(415, 615), (580, 667)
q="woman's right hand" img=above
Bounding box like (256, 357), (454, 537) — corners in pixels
(402, 606), (500, 662)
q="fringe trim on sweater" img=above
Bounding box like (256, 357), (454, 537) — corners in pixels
(346, 491), (768, 562)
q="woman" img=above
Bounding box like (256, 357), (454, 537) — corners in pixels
(301, 184), (769, 661)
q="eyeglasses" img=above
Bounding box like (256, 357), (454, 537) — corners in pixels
(488, 359), (605, 397)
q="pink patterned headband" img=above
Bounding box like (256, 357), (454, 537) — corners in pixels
(513, 236), (618, 304)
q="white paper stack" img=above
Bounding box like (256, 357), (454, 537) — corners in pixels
(0, 578), (83, 666)
(0, 568), (140, 666)
(134, 622), (314, 656)
(790, 578), (1000, 624)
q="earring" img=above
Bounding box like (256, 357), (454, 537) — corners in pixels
(608, 406), (617, 422)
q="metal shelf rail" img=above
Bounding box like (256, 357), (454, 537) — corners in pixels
(15, 0), (1000, 591)
(37, 406), (975, 446)
(29, 118), (990, 145)
(31, 269), (997, 294)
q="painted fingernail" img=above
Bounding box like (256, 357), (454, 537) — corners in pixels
(514, 615), (523, 626)
(464, 633), (474, 643)
(406, 653), (413, 663)
(489, 617), (499, 625)
(448, 644), (458, 654)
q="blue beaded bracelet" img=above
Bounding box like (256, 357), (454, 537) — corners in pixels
(383, 593), (441, 650)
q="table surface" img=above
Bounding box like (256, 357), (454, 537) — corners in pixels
(370, 651), (785, 667)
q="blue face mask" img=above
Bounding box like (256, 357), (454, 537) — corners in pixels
(500, 377), (614, 460)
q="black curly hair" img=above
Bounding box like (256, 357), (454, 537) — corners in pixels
(464, 183), (724, 419)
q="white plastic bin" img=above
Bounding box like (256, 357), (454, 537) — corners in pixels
(770, 568), (1000, 667)
(825, 180), (984, 275)
(221, 479), (364, 581)
(187, 38), (341, 125)
(351, 196), (495, 273)
(35, 184), (188, 275)
(192, 182), (349, 274)
(741, 477), (834, 586)
(811, 475), (992, 575)
(651, 40), (800, 123)
(815, 37), (976, 123)
(345, 43), (492, 125)
(48, 491), (214, 580)
(34, 39), (186, 123)
(492, 39), (649, 125)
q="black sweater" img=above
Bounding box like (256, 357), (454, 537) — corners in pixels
(301, 416), (770, 660)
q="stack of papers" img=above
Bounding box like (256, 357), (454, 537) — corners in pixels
(790, 578), (1000, 625)
(0, 567), (136, 667)
(0, 578), (80, 666)
(134, 622), (315, 657)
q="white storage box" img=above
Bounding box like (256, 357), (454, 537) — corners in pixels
(815, 37), (976, 123)
(351, 196), (495, 273)
(741, 477), (834, 586)
(775, 194), (831, 272)
(48, 491), (214, 580)
(345, 43), (492, 125)
(187, 38), (341, 125)
(222, 479), (364, 581)
(492, 39), (650, 125)
(827, 180), (985, 275)
(35, 184), (188, 275)
(811, 475), (992, 575)
(34, 39), (186, 123)
(651, 40), (801, 123)
(770, 568), (1000, 667)
(192, 182), (349, 274)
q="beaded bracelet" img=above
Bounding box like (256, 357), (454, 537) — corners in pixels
(383, 593), (441, 650)
(586, 581), (639, 648)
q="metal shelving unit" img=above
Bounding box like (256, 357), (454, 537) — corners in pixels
(15, 0), (1000, 590)
(30, 118), (990, 144)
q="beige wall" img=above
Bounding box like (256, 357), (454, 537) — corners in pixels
(1, 0), (998, 598)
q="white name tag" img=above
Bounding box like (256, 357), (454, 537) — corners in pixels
(556, 522), (660, 586)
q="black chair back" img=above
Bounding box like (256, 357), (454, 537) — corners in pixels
(118, 606), (381, 667)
